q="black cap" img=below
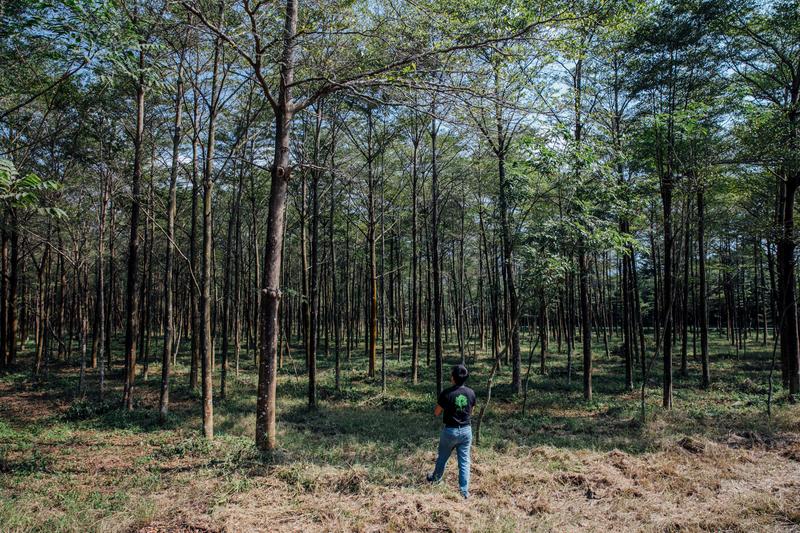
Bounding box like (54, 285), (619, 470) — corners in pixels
(452, 364), (469, 385)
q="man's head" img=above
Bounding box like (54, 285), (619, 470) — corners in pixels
(451, 364), (469, 386)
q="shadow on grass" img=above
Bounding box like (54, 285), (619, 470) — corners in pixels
(2, 335), (796, 464)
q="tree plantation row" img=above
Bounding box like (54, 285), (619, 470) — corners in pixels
(1, 0), (799, 452)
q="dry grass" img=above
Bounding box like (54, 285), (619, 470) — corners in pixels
(107, 434), (800, 533)
(2, 337), (800, 532)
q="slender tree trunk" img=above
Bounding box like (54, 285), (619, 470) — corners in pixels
(579, 247), (592, 401)
(6, 215), (18, 367)
(430, 114), (443, 394)
(160, 55), (184, 421)
(778, 177), (800, 396)
(410, 132), (420, 384)
(380, 155), (387, 393)
(300, 170), (310, 369)
(539, 287), (547, 374)
(105, 200), (115, 369)
(697, 186), (709, 388)
(650, 212), (661, 344)
(97, 175), (110, 398)
(662, 174), (674, 409)
(256, 0), (298, 451)
(759, 239), (768, 345)
(330, 124), (341, 391)
(496, 155), (521, 392)
(1, 221), (7, 369)
(367, 114), (378, 379)
(123, 46), (145, 411)
(680, 200), (691, 377)
(78, 264), (88, 394)
(622, 250), (634, 390)
(221, 192), (234, 399)
(308, 102), (323, 408)
(200, 23), (223, 438)
(141, 166), (155, 381)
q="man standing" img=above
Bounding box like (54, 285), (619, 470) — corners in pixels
(427, 364), (476, 499)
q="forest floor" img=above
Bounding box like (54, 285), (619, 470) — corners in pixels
(1, 333), (800, 532)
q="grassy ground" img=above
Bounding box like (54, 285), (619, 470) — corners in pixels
(1, 331), (799, 532)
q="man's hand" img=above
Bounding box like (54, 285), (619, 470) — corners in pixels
(434, 404), (443, 417)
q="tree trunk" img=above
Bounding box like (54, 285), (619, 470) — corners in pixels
(6, 215), (19, 367)
(579, 246), (592, 401)
(200, 23), (223, 439)
(160, 55), (184, 421)
(777, 177), (800, 396)
(256, 0), (298, 451)
(662, 174), (674, 409)
(697, 187), (709, 388)
(308, 102), (323, 408)
(430, 114), (443, 395)
(330, 124), (341, 391)
(97, 174), (110, 398)
(680, 199), (691, 377)
(122, 46), (145, 411)
(410, 131), (420, 384)
(0, 222), (6, 369)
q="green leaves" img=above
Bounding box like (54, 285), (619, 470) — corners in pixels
(0, 159), (66, 218)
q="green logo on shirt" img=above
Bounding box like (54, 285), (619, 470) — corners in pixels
(455, 394), (468, 411)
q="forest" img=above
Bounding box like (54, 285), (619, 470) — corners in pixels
(2, 0), (800, 531)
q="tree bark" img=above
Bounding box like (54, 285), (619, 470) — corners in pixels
(777, 177), (800, 396)
(256, 0), (298, 451)
(308, 102), (323, 408)
(430, 114), (443, 395)
(697, 186), (710, 388)
(410, 129), (421, 384)
(122, 46), (145, 411)
(661, 174), (674, 409)
(160, 53), (184, 421)
(200, 21), (223, 438)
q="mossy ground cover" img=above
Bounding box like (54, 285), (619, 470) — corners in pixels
(1, 332), (799, 532)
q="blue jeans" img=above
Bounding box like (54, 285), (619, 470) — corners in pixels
(431, 426), (472, 496)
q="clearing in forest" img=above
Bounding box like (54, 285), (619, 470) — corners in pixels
(1, 337), (799, 532)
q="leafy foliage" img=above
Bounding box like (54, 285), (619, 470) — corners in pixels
(0, 159), (65, 218)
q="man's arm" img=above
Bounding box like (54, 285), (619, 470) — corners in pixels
(434, 391), (445, 416)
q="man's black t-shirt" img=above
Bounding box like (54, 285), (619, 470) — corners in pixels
(437, 385), (477, 427)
